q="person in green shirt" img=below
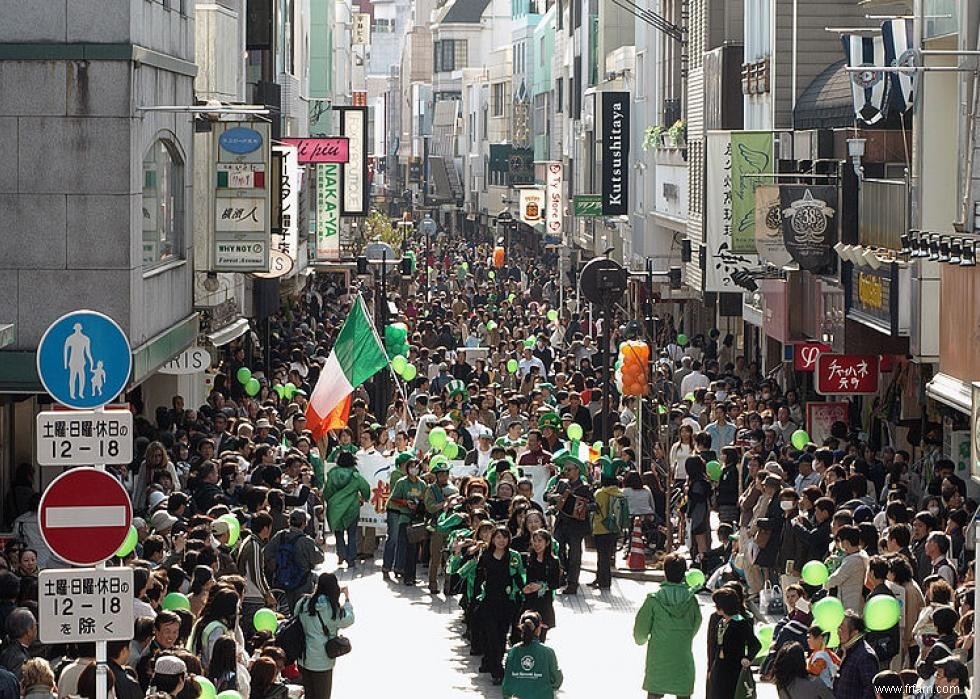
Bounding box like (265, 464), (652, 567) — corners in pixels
(502, 611), (564, 699)
(424, 461), (459, 595)
(382, 451), (415, 579)
(387, 458), (427, 585)
(322, 451), (370, 569)
(326, 427), (358, 464)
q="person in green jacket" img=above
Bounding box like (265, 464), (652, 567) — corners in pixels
(382, 451), (414, 579)
(323, 451), (370, 569)
(632, 552), (703, 699)
(502, 611), (563, 699)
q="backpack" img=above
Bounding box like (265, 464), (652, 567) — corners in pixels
(603, 493), (631, 535)
(275, 612), (307, 664)
(273, 532), (307, 591)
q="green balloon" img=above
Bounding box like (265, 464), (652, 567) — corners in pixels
(685, 568), (705, 589)
(162, 592), (191, 611)
(391, 355), (408, 374)
(791, 429), (810, 450)
(755, 624), (775, 657)
(487, 321), (497, 331)
(523, 337), (534, 348)
(567, 423), (583, 441)
(676, 333), (689, 347)
(402, 364), (418, 381)
(592, 441), (603, 451)
(284, 382), (297, 398)
(273, 384), (285, 399)
(507, 359), (519, 374)
(429, 426), (448, 451)
(706, 459), (722, 480)
(801, 560), (829, 586)
(443, 442), (459, 459)
(218, 514), (241, 547)
(488, 270), (495, 279)
(115, 525), (138, 558)
(217, 692), (243, 699)
(252, 608), (278, 633)
(236, 367), (252, 385)
(864, 594), (901, 631)
(429, 455), (449, 468)
(508, 293), (516, 303)
(547, 309), (559, 322)
(196, 676), (217, 699)
(245, 377), (261, 396)
(683, 392), (695, 402)
(813, 597), (845, 632)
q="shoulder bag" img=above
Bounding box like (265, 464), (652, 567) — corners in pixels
(319, 609), (352, 659)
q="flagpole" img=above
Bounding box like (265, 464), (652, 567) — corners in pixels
(356, 294), (415, 424)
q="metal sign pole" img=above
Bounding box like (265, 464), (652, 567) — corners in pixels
(95, 405), (108, 699)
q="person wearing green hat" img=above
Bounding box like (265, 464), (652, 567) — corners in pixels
(546, 457), (593, 595)
(323, 451), (371, 570)
(424, 461), (459, 594)
(590, 461), (625, 590)
(382, 452), (414, 578)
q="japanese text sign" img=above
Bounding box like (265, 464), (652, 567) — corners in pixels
(36, 410), (133, 466)
(815, 354), (880, 395)
(39, 568), (134, 644)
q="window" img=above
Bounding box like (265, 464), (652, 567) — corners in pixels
(540, 37), (545, 65)
(556, 77), (563, 113)
(434, 39), (468, 73)
(492, 82), (506, 117)
(142, 139), (184, 268)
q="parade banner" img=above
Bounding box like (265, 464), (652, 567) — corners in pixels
(521, 463), (551, 509)
(705, 131), (759, 292)
(780, 185), (838, 273)
(600, 91), (630, 216)
(754, 184), (793, 268)
(356, 450), (392, 532)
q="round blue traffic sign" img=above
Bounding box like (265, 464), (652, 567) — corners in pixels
(36, 311), (132, 410)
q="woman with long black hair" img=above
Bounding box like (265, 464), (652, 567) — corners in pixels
(295, 572), (354, 699)
(519, 529), (561, 642)
(684, 456), (712, 560)
(473, 526), (525, 685)
(188, 588), (240, 671)
(707, 587), (760, 699)
(501, 611), (563, 699)
(770, 641), (834, 699)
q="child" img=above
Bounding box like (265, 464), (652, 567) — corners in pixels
(807, 625), (841, 689)
(91, 359), (106, 396)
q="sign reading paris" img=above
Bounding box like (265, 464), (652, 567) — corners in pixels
(36, 311), (132, 410)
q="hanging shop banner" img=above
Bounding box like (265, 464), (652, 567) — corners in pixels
(339, 106), (369, 216)
(754, 184), (793, 267)
(730, 131), (773, 254)
(845, 262), (910, 336)
(315, 163), (341, 260)
(213, 121), (271, 273)
(705, 131), (759, 292)
(815, 353), (880, 395)
(600, 91), (630, 216)
(806, 402), (849, 446)
(545, 161), (563, 239)
(353, 13), (371, 45)
(280, 137), (350, 164)
(794, 341), (832, 372)
(272, 144), (299, 270)
(519, 188), (544, 225)
(573, 194), (602, 217)
(780, 185), (838, 273)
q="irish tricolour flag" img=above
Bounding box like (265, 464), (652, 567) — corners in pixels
(306, 296), (388, 440)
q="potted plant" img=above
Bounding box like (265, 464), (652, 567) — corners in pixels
(667, 119), (687, 148)
(642, 125), (665, 151)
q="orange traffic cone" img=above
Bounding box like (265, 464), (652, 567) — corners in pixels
(627, 519), (646, 571)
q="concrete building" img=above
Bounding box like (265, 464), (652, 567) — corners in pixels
(0, 0), (199, 494)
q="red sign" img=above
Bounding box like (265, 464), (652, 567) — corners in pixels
(280, 137), (350, 164)
(815, 354), (880, 395)
(39, 469), (132, 566)
(794, 342), (832, 372)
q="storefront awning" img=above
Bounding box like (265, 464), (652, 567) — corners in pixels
(925, 372), (973, 414)
(206, 317), (251, 348)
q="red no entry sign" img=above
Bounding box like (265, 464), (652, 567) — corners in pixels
(39, 469), (132, 566)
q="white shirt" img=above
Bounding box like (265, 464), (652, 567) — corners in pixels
(679, 370), (710, 397)
(518, 355), (546, 378)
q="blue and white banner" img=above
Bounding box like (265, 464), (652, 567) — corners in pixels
(841, 34), (888, 125)
(882, 19), (916, 114)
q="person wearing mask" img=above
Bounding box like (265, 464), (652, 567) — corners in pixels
(502, 611), (563, 699)
(387, 455), (427, 586)
(632, 553), (702, 699)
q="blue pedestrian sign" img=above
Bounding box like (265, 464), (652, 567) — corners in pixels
(36, 311), (132, 410)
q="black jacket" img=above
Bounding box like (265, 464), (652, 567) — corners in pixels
(716, 464), (739, 507)
(797, 518), (833, 565)
(863, 583), (900, 665)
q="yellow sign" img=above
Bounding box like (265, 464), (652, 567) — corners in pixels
(857, 271), (884, 310)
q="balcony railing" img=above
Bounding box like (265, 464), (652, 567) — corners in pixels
(859, 178), (909, 250)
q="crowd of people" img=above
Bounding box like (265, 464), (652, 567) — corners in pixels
(0, 223), (971, 699)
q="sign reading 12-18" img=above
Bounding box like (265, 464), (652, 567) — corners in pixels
(36, 311), (132, 410)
